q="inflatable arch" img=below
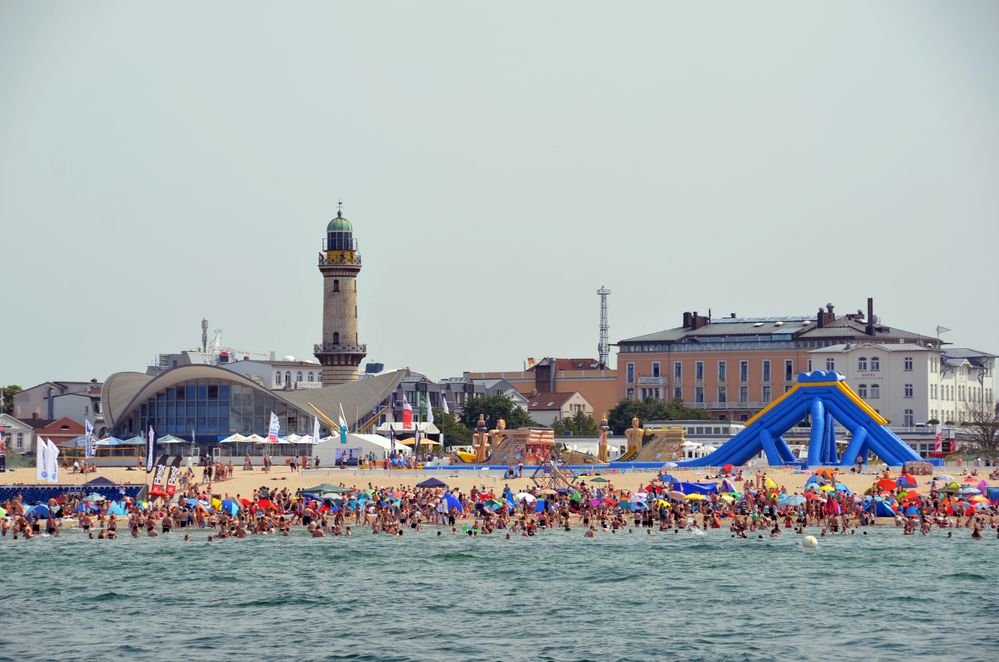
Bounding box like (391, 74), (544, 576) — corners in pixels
(678, 371), (922, 468)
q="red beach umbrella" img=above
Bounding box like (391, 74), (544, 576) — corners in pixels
(877, 478), (897, 491)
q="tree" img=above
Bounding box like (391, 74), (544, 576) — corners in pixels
(552, 410), (599, 437)
(961, 399), (999, 458)
(460, 394), (536, 431)
(432, 407), (472, 447)
(1, 385), (21, 415)
(607, 397), (710, 435)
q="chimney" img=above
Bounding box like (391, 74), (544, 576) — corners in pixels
(730, 312), (736, 318)
(817, 308), (824, 328)
(683, 312), (692, 329)
(866, 297), (875, 336)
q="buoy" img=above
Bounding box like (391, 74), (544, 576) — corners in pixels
(802, 535), (818, 548)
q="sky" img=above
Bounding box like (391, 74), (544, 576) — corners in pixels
(1, 1), (997, 387)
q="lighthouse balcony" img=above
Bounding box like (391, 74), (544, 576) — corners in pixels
(314, 343), (368, 355)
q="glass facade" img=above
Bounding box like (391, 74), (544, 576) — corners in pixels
(119, 379), (312, 440)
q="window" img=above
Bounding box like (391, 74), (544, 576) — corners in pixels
(718, 361), (727, 382)
(307, 372), (314, 382)
(785, 360), (793, 382)
(740, 361), (748, 382)
(904, 356), (913, 371)
(807, 359), (812, 372)
(762, 360), (771, 382)
(275, 373), (282, 385)
(718, 386), (727, 403)
(695, 386), (704, 403)
(16, 433), (23, 449)
(626, 388), (635, 400)
(739, 386), (748, 403)
(332, 279), (340, 292)
(904, 409), (914, 427)
(695, 361), (704, 381)
(825, 358), (835, 371)
(285, 372), (291, 385)
(674, 362), (682, 381)
(651, 362), (660, 378)
(858, 356), (867, 371)
(674, 386), (682, 400)
(626, 362), (635, 383)
(870, 384), (880, 399)
(762, 385), (772, 402)
(296, 372), (303, 383)
(333, 332), (340, 345)
(871, 356), (880, 371)
(859, 384), (867, 398)
(904, 384), (913, 398)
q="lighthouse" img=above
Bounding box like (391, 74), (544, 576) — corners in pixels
(314, 203), (367, 385)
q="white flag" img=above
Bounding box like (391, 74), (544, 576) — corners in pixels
(85, 419), (94, 458)
(936, 325), (951, 335)
(313, 416), (321, 445)
(425, 394), (435, 425)
(268, 412), (280, 442)
(36, 435), (47, 481)
(47, 438), (59, 483)
(441, 395), (450, 415)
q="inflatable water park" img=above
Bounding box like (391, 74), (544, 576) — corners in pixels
(444, 371), (929, 472)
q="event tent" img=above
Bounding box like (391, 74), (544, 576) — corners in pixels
(313, 433), (411, 465)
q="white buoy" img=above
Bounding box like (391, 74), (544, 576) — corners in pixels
(802, 535), (818, 549)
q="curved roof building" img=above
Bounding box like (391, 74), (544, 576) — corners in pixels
(101, 365), (403, 441)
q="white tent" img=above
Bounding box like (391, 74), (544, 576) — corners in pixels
(220, 433), (248, 443)
(314, 433), (411, 465)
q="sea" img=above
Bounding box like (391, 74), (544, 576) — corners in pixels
(0, 526), (996, 661)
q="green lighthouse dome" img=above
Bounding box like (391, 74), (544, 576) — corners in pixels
(327, 209), (353, 233)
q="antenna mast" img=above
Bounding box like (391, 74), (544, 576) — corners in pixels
(596, 286), (611, 368)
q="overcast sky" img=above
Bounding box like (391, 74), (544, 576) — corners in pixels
(2, 1), (997, 387)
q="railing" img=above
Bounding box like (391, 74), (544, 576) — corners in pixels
(637, 376), (669, 385)
(314, 343), (367, 354)
(687, 401), (768, 410)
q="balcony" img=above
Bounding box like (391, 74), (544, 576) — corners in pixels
(318, 252), (362, 267)
(687, 401), (768, 410)
(314, 343), (367, 355)
(637, 376), (669, 385)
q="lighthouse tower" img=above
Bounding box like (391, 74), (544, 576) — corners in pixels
(314, 203), (366, 385)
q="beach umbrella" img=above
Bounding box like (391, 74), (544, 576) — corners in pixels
(897, 474), (917, 488)
(663, 462), (679, 468)
(416, 478), (448, 489)
(83, 493), (105, 502)
(876, 478), (896, 491)
(963, 476), (978, 483)
(969, 495), (988, 504)
(619, 501), (633, 511)
(835, 483), (852, 495)
(819, 485), (835, 492)
(444, 493), (463, 512)
(632, 501), (650, 510)
(26, 505), (52, 519)
(904, 506), (920, 516)
(514, 492), (536, 503)
(667, 490), (685, 501)
(257, 499), (278, 510)
(782, 495), (807, 506)
(684, 494), (707, 501)
(590, 477), (609, 483)
(934, 474), (954, 482)
(958, 486), (981, 496)
(221, 499), (239, 516)
(720, 494), (734, 503)
(240, 498), (253, 507)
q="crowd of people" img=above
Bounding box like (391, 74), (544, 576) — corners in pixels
(1, 466), (997, 542)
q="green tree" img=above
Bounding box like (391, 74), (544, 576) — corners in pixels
(1, 385), (21, 415)
(460, 394), (536, 431)
(607, 397), (710, 434)
(552, 410), (600, 437)
(432, 407), (472, 447)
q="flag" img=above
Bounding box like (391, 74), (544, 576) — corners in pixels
(425, 394), (434, 425)
(313, 416), (321, 445)
(84, 419), (94, 459)
(934, 424), (942, 453)
(146, 424), (156, 473)
(527, 357), (537, 368)
(268, 412), (280, 443)
(337, 403), (349, 444)
(389, 426), (396, 455)
(402, 393), (413, 430)
(441, 394), (450, 416)
(46, 438), (59, 483)
(936, 325), (951, 335)
(36, 435), (47, 481)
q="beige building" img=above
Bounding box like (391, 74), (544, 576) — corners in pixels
(526, 391), (593, 427)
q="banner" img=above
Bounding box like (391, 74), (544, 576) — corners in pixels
(84, 419), (94, 459)
(146, 425), (156, 473)
(335, 447), (359, 466)
(402, 394), (413, 429)
(268, 412), (280, 443)
(36, 436), (47, 481)
(424, 394), (434, 425)
(166, 466), (181, 497)
(151, 463), (168, 495)
(46, 438), (59, 483)
(313, 416), (321, 445)
(337, 403), (348, 445)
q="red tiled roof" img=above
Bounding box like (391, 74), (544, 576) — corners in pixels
(527, 392), (577, 411)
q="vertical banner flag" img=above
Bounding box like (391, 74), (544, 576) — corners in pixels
(85, 419), (94, 459)
(313, 416), (321, 445)
(425, 394), (434, 425)
(36, 435), (47, 481)
(146, 424), (156, 473)
(402, 393), (413, 430)
(934, 423), (942, 453)
(166, 466), (180, 496)
(389, 426), (396, 455)
(441, 394), (450, 416)
(152, 463), (168, 495)
(268, 412), (280, 443)
(337, 404), (348, 445)
(47, 438), (59, 483)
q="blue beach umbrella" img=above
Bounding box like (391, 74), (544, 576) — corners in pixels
(26, 505), (51, 520)
(221, 499), (239, 516)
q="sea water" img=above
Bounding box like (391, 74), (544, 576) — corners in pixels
(0, 527), (996, 661)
